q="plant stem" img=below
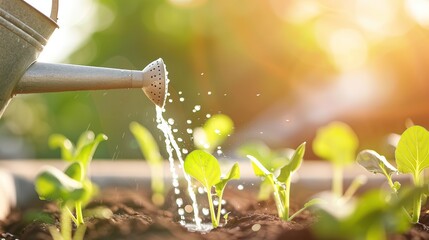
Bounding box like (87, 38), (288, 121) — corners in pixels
(333, 165), (343, 197)
(206, 189), (219, 228)
(269, 176), (284, 219)
(412, 173), (424, 223)
(216, 192), (224, 225)
(75, 202), (84, 226)
(61, 205), (72, 240)
(282, 177), (291, 221)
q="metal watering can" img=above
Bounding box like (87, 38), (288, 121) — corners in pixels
(0, 0), (167, 118)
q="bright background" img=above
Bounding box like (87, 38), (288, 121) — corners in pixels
(2, 0), (429, 160)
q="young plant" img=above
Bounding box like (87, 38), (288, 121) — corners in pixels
(247, 142), (318, 221)
(313, 188), (419, 240)
(35, 166), (88, 240)
(237, 141), (286, 200)
(193, 114), (234, 153)
(357, 149), (400, 193)
(48, 131), (108, 225)
(312, 121), (359, 197)
(184, 150), (240, 228)
(395, 125), (429, 223)
(129, 121), (165, 206)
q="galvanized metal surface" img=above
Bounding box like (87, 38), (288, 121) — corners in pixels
(0, 0), (58, 117)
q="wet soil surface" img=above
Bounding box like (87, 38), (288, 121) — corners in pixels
(1, 186), (429, 240)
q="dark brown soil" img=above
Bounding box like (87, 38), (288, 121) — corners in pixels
(1, 186), (429, 240)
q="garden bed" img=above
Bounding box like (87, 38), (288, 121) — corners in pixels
(1, 160), (429, 239)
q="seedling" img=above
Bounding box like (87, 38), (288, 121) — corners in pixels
(247, 142), (319, 221)
(35, 166), (88, 240)
(49, 131), (108, 225)
(130, 121), (165, 206)
(357, 149), (400, 193)
(193, 114), (234, 153)
(312, 121), (359, 197)
(313, 188), (419, 240)
(395, 125), (429, 223)
(184, 150), (240, 228)
(237, 141), (286, 200)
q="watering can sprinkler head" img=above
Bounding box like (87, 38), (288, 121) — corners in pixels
(0, 0), (168, 118)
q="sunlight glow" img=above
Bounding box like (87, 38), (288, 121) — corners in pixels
(24, 0), (99, 62)
(405, 0), (429, 29)
(270, 0), (320, 23)
(328, 29), (367, 71)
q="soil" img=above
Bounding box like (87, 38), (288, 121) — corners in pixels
(1, 185), (429, 240)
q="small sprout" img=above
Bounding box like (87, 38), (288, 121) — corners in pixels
(35, 166), (88, 240)
(313, 122), (359, 197)
(237, 141), (288, 200)
(247, 142), (313, 221)
(184, 150), (240, 228)
(395, 125), (429, 223)
(357, 150), (400, 192)
(130, 122), (165, 206)
(37, 131), (108, 240)
(193, 114), (234, 153)
(313, 187), (423, 240)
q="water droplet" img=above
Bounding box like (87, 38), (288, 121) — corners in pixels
(193, 105), (201, 112)
(213, 200), (219, 206)
(216, 149), (223, 155)
(178, 208), (185, 215)
(180, 220), (186, 226)
(256, 93), (260, 97)
(214, 129), (220, 134)
(221, 209), (226, 214)
(179, 97), (185, 102)
(173, 128), (178, 133)
(202, 208), (210, 216)
(168, 99), (173, 103)
(206, 114), (211, 118)
(186, 120), (192, 124)
(168, 118), (175, 125)
(260, 131), (264, 134)
(176, 198), (183, 207)
(179, 91), (183, 95)
(182, 148), (189, 154)
(178, 138), (183, 142)
(237, 185), (244, 190)
(208, 91), (212, 95)
(173, 180), (179, 188)
(198, 187), (205, 194)
(221, 199), (226, 205)
(201, 73), (204, 76)
(187, 128), (193, 134)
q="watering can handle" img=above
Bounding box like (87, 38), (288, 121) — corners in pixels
(50, 0), (59, 22)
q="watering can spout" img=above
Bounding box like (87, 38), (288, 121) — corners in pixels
(14, 59), (168, 107)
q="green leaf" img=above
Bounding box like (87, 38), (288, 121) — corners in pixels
(215, 163), (240, 195)
(194, 114), (234, 153)
(64, 162), (84, 182)
(246, 154), (272, 177)
(184, 150), (221, 189)
(49, 134), (74, 161)
(74, 133), (108, 167)
(278, 142), (306, 182)
(312, 122), (359, 166)
(357, 149), (398, 175)
(35, 166), (85, 202)
(129, 122), (162, 165)
(395, 125), (429, 176)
